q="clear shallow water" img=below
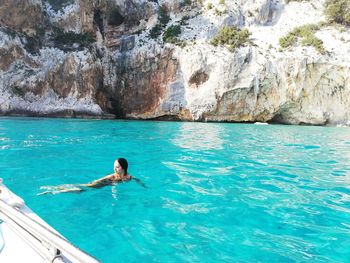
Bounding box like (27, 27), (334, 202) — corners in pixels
(1, 117), (350, 262)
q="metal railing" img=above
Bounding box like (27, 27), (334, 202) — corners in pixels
(0, 198), (100, 263)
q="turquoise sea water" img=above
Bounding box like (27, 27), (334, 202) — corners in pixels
(1, 117), (350, 262)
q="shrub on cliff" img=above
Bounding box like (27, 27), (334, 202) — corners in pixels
(44, 0), (74, 11)
(10, 85), (25, 98)
(23, 27), (45, 54)
(149, 6), (170, 39)
(279, 24), (325, 54)
(285, 0), (310, 3)
(51, 27), (94, 51)
(163, 25), (181, 44)
(324, 0), (350, 26)
(210, 26), (251, 52)
(180, 0), (192, 6)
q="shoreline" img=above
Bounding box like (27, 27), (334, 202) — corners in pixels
(1, 112), (349, 127)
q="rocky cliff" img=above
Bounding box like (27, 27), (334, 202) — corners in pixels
(0, 0), (349, 125)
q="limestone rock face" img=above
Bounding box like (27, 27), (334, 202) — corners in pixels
(77, 0), (156, 44)
(0, 46), (105, 117)
(0, 0), (43, 36)
(203, 56), (350, 125)
(112, 47), (181, 118)
(0, 0), (350, 125)
(242, 0), (278, 25)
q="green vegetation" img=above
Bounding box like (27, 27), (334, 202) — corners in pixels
(51, 27), (95, 51)
(219, 0), (225, 4)
(214, 8), (225, 16)
(149, 24), (163, 39)
(210, 26), (251, 52)
(23, 27), (45, 54)
(279, 24), (325, 54)
(207, 3), (213, 9)
(180, 16), (190, 26)
(10, 85), (25, 98)
(44, 0), (74, 11)
(24, 34), (42, 54)
(158, 6), (170, 25)
(1, 27), (17, 38)
(279, 33), (296, 48)
(181, 0), (192, 6)
(324, 0), (350, 26)
(285, 0), (310, 3)
(149, 6), (184, 45)
(149, 6), (170, 39)
(163, 25), (181, 44)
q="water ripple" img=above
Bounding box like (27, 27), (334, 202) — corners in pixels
(2, 119), (350, 262)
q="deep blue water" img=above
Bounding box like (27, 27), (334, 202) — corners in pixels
(1, 117), (350, 262)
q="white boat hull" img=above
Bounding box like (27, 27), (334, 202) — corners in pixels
(0, 179), (99, 263)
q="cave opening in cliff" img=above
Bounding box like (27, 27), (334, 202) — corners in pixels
(107, 8), (124, 27)
(108, 97), (125, 118)
(269, 114), (289, 125)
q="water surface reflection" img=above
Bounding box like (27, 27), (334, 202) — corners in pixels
(172, 122), (225, 151)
